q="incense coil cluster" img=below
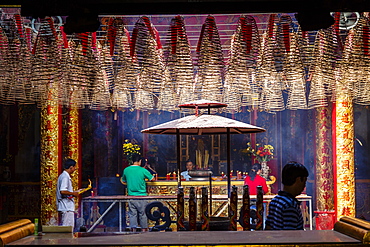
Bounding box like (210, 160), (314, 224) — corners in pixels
(1, 13), (370, 112)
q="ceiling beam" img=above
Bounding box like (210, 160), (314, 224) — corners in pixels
(5, 0), (370, 17)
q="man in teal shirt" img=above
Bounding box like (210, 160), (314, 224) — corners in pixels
(122, 154), (154, 232)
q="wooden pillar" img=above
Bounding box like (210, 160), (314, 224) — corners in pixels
(40, 89), (62, 225)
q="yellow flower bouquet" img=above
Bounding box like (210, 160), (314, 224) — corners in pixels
(123, 139), (141, 165)
(245, 142), (274, 163)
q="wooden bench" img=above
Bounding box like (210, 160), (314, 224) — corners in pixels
(334, 216), (370, 244)
(0, 219), (34, 247)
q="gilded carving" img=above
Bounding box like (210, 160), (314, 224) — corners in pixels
(315, 106), (334, 210)
(40, 90), (60, 225)
(336, 94), (355, 219)
(67, 106), (81, 208)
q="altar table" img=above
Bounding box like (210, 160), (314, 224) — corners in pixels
(81, 194), (312, 232)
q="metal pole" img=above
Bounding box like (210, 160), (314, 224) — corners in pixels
(227, 128), (231, 198)
(176, 129), (181, 188)
(209, 173), (212, 216)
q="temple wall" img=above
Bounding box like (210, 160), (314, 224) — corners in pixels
(0, 105), (370, 224)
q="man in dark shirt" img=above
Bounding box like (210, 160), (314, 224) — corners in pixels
(265, 161), (309, 230)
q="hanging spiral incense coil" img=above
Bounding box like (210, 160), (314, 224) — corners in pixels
(90, 45), (112, 111)
(6, 41), (33, 104)
(0, 24), (10, 103)
(255, 14), (285, 112)
(30, 17), (62, 107)
(157, 68), (177, 112)
(65, 34), (97, 109)
(196, 15), (224, 102)
(344, 16), (370, 105)
(224, 15), (260, 112)
(308, 27), (339, 108)
(162, 15), (195, 109)
(132, 16), (164, 110)
(1, 16), (32, 105)
(110, 19), (134, 110)
(297, 28), (314, 71)
(278, 15), (307, 110)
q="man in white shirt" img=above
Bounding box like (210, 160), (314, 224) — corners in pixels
(56, 159), (79, 229)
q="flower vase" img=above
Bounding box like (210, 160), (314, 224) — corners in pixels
(260, 161), (270, 180)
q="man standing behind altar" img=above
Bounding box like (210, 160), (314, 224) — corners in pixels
(121, 154), (154, 232)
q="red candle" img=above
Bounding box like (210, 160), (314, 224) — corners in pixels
(173, 171), (177, 180)
(166, 173), (170, 180)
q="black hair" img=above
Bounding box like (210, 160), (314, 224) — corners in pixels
(282, 161), (309, 186)
(249, 163), (262, 181)
(131, 153), (142, 163)
(63, 159), (76, 170)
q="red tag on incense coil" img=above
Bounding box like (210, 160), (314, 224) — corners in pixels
(15, 14), (24, 38)
(207, 16), (216, 41)
(196, 23), (206, 53)
(46, 17), (57, 41)
(333, 12), (341, 36)
(130, 27), (138, 58)
(153, 27), (162, 50)
(91, 31), (97, 50)
(26, 27), (32, 51)
(107, 18), (117, 56)
(60, 26), (68, 48)
(170, 22), (178, 54)
(282, 22), (290, 53)
(363, 26), (370, 56)
(78, 32), (89, 56)
(241, 17), (253, 55)
(268, 14), (276, 39)
(124, 28), (130, 45)
(142, 16), (156, 40)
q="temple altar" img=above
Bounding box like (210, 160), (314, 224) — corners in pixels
(82, 178), (313, 232)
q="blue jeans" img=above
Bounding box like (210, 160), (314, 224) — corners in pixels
(128, 199), (148, 228)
